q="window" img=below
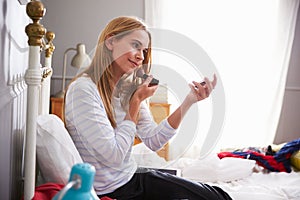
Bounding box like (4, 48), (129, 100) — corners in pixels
(145, 0), (299, 159)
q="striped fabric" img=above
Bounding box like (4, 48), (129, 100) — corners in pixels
(64, 76), (176, 195)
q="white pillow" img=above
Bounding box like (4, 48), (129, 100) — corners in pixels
(36, 114), (83, 184)
(181, 153), (256, 182)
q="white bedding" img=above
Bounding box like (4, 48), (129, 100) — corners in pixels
(133, 143), (300, 200)
(212, 171), (300, 200)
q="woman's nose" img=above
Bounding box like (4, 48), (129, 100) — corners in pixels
(135, 50), (144, 61)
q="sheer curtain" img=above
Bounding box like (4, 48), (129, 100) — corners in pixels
(145, 0), (299, 159)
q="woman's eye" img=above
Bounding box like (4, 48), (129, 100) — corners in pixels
(132, 42), (140, 49)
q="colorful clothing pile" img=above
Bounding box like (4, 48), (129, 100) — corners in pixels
(218, 138), (300, 172)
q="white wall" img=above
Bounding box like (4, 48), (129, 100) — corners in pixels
(41, 0), (145, 95)
(275, 6), (300, 144)
(42, 0), (300, 148)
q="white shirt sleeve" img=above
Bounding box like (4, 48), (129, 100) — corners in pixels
(136, 101), (177, 151)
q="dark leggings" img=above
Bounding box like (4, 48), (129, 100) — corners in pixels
(98, 168), (232, 200)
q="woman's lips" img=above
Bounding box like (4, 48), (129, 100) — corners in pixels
(129, 59), (139, 67)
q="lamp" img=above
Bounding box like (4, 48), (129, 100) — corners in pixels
(54, 43), (91, 98)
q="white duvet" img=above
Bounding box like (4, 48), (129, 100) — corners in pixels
(213, 171), (300, 200)
(133, 143), (300, 200)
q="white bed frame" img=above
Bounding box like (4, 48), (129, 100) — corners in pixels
(23, 1), (55, 199)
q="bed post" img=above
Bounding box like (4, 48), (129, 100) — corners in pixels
(24, 1), (46, 199)
(40, 31), (55, 115)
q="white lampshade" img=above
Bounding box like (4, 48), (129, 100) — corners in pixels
(71, 43), (91, 69)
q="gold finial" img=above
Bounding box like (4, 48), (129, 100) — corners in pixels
(25, 0), (46, 46)
(45, 31), (55, 57)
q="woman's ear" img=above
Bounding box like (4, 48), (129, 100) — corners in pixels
(105, 35), (114, 50)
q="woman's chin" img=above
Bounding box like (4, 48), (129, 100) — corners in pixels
(125, 67), (137, 75)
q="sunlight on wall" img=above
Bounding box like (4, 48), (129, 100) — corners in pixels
(151, 50), (213, 159)
(153, 0), (284, 151)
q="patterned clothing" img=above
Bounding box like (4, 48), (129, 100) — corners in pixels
(64, 76), (176, 195)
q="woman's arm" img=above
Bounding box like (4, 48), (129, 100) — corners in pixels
(136, 102), (176, 151)
(133, 74), (217, 151)
(167, 74), (217, 129)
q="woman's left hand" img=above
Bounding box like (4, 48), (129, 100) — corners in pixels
(186, 74), (217, 104)
(167, 74), (217, 129)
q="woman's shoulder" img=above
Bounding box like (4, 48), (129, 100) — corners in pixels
(69, 76), (96, 90)
(67, 76), (99, 98)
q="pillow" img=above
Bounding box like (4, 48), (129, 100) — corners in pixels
(36, 114), (83, 184)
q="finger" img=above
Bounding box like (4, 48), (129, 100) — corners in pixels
(143, 75), (153, 86)
(189, 83), (200, 96)
(150, 84), (159, 91)
(189, 83), (195, 91)
(189, 83), (198, 95)
(192, 81), (207, 99)
(192, 81), (205, 90)
(212, 74), (217, 89)
(203, 82), (211, 98)
(189, 83), (206, 100)
(203, 77), (213, 93)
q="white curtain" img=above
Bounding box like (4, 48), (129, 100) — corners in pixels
(145, 0), (299, 159)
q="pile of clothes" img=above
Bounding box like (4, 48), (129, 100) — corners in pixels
(218, 138), (300, 172)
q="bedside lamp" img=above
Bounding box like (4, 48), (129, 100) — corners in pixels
(54, 43), (90, 98)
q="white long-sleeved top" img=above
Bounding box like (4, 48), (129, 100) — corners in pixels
(64, 76), (176, 195)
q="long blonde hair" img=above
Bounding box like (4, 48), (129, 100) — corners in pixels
(81, 16), (152, 127)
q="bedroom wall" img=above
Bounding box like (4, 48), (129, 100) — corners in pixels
(274, 6), (300, 144)
(43, 1), (300, 143)
(0, 0), (30, 199)
(42, 1), (300, 150)
(41, 0), (145, 96)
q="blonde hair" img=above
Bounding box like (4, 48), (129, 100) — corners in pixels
(78, 16), (152, 127)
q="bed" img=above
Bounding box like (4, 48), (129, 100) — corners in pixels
(133, 142), (300, 200)
(22, 1), (300, 200)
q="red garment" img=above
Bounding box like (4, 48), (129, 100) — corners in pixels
(100, 197), (115, 200)
(218, 151), (290, 172)
(33, 183), (64, 200)
(21, 183), (64, 200)
(21, 182), (114, 200)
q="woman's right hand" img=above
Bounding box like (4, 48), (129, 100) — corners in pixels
(126, 76), (158, 123)
(132, 75), (159, 102)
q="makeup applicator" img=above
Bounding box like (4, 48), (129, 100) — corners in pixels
(136, 68), (159, 86)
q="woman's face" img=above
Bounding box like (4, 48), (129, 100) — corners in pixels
(107, 30), (149, 78)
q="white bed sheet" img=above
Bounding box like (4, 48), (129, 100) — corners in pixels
(211, 171), (300, 200)
(133, 143), (300, 200)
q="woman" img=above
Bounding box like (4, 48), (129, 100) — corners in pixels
(64, 16), (231, 200)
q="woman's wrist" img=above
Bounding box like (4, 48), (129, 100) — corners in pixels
(129, 95), (142, 106)
(183, 95), (195, 107)
(127, 97), (142, 124)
